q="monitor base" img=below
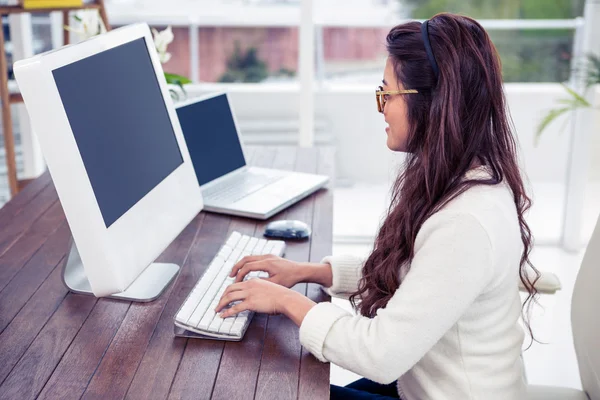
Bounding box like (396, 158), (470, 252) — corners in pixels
(61, 240), (179, 302)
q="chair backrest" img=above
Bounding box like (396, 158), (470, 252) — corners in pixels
(571, 217), (600, 399)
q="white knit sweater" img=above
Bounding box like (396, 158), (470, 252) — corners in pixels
(299, 170), (527, 400)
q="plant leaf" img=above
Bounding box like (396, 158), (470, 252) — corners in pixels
(585, 53), (600, 87)
(164, 73), (191, 96)
(164, 72), (191, 85)
(561, 83), (592, 108)
(535, 107), (572, 146)
(556, 98), (580, 106)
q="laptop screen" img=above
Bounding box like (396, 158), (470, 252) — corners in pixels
(176, 94), (246, 186)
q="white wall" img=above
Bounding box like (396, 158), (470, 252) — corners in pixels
(183, 83), (596, 185)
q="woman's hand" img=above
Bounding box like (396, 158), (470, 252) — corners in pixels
(215, 278), (316, 326)
(229, 254), (305, 288)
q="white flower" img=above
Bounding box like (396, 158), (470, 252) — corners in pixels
(152, 26), (174, 64)
(157, 51), (172, 64)
(68, 10), (106, 42)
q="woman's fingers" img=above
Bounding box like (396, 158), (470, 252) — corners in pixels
(234, 261), (272, 283)
(222, 281), (247, 297)
(229, 254), (272, 277)
(215, 289), (247, 313)
(219, 301), (251, 318)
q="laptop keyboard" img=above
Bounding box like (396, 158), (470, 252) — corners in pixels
(203, 172), (283, 204)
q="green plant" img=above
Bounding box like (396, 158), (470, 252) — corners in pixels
(164, 73), (192, 101)
(276, 67), (296, 77)
(218, 43), (268, 83)
(536, 54), (600, 145)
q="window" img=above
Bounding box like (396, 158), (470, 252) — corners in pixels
(319, 0), (585, 83)
(406, 0), (584, 19)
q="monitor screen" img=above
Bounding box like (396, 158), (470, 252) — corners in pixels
(176, 94), (246, 186)
(53, 37), (184, 228)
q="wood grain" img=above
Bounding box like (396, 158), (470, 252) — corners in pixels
(166, 214), (233, 400)
(253, 147), (318, 400)
(37, 298), (131, 400)
(0, 171), (50, 222)
(124, 215), (223, 400)
(0, 222), (70, 333)
(0, 200), (64, 293)
(80, 215), (204, 400)
(298, 147), (335, 400)
(0, 147), (333, 399)
(210, 147), (292, 400)
(0, 264), (72, 386)
(0, 294), (97, 400)
(0, 183), (58, 259)
(209, 217), (262, 400)
(167, 147), (282, 399)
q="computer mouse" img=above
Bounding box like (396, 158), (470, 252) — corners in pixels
(264, 220), (311, 240)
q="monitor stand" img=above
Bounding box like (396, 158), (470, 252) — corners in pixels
(61, 240), (180, 302)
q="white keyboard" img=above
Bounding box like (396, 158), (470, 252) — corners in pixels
(174, 231), (286, 341)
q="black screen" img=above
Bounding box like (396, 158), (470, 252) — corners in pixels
(176, 94), (246, 186)
(53, 38), (184, 228)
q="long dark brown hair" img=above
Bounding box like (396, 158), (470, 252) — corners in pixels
(350, 13), (539, 339)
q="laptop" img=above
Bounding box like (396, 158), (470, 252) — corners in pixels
(175, 92), (330, 220)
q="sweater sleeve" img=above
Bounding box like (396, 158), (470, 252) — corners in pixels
(320, 254), (364, 298)
(299, 213), (494, 384)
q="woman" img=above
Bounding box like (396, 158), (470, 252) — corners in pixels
(216, 13), (538, 400)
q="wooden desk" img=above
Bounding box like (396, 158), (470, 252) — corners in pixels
(0, 146), (333, 400)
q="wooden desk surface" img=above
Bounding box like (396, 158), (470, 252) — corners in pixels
(0, 146), (333, 400)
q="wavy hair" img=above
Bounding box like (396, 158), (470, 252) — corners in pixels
(350, 13), (539, 341)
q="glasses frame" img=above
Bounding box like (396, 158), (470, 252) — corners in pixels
(376, 85), (419, 113)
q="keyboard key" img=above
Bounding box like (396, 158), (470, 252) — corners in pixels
(245, 237), (258, 252)
(176, 301), (197, 323)
(230, 311), (252, 335)
(237, 235), (250, 250)
(226, 231), (242, 248)
(209, 314), (225, 332)
(252, 239), (268, 254)
(198, 311), (215, 331)
(224, 277), (235, 286)
(237, 310), (251, 320)
(218, 245), (233, 259)
(189, 301), (208, 327)
(271, 243), (285, 256)
(219, 317), (236, 334)
(230, 249), (242, 263)
(230, 321), (246, 336)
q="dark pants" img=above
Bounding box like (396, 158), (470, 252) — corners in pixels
(330, 378), (401, 400)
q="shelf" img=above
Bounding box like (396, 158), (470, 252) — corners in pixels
(0, 3), (100, 14)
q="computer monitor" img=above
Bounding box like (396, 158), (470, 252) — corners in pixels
(14, 23), (203, 301)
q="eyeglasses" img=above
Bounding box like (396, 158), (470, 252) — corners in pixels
(376, 86), (419, 113)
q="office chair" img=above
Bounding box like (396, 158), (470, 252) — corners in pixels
(527, 219), (600, 400)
